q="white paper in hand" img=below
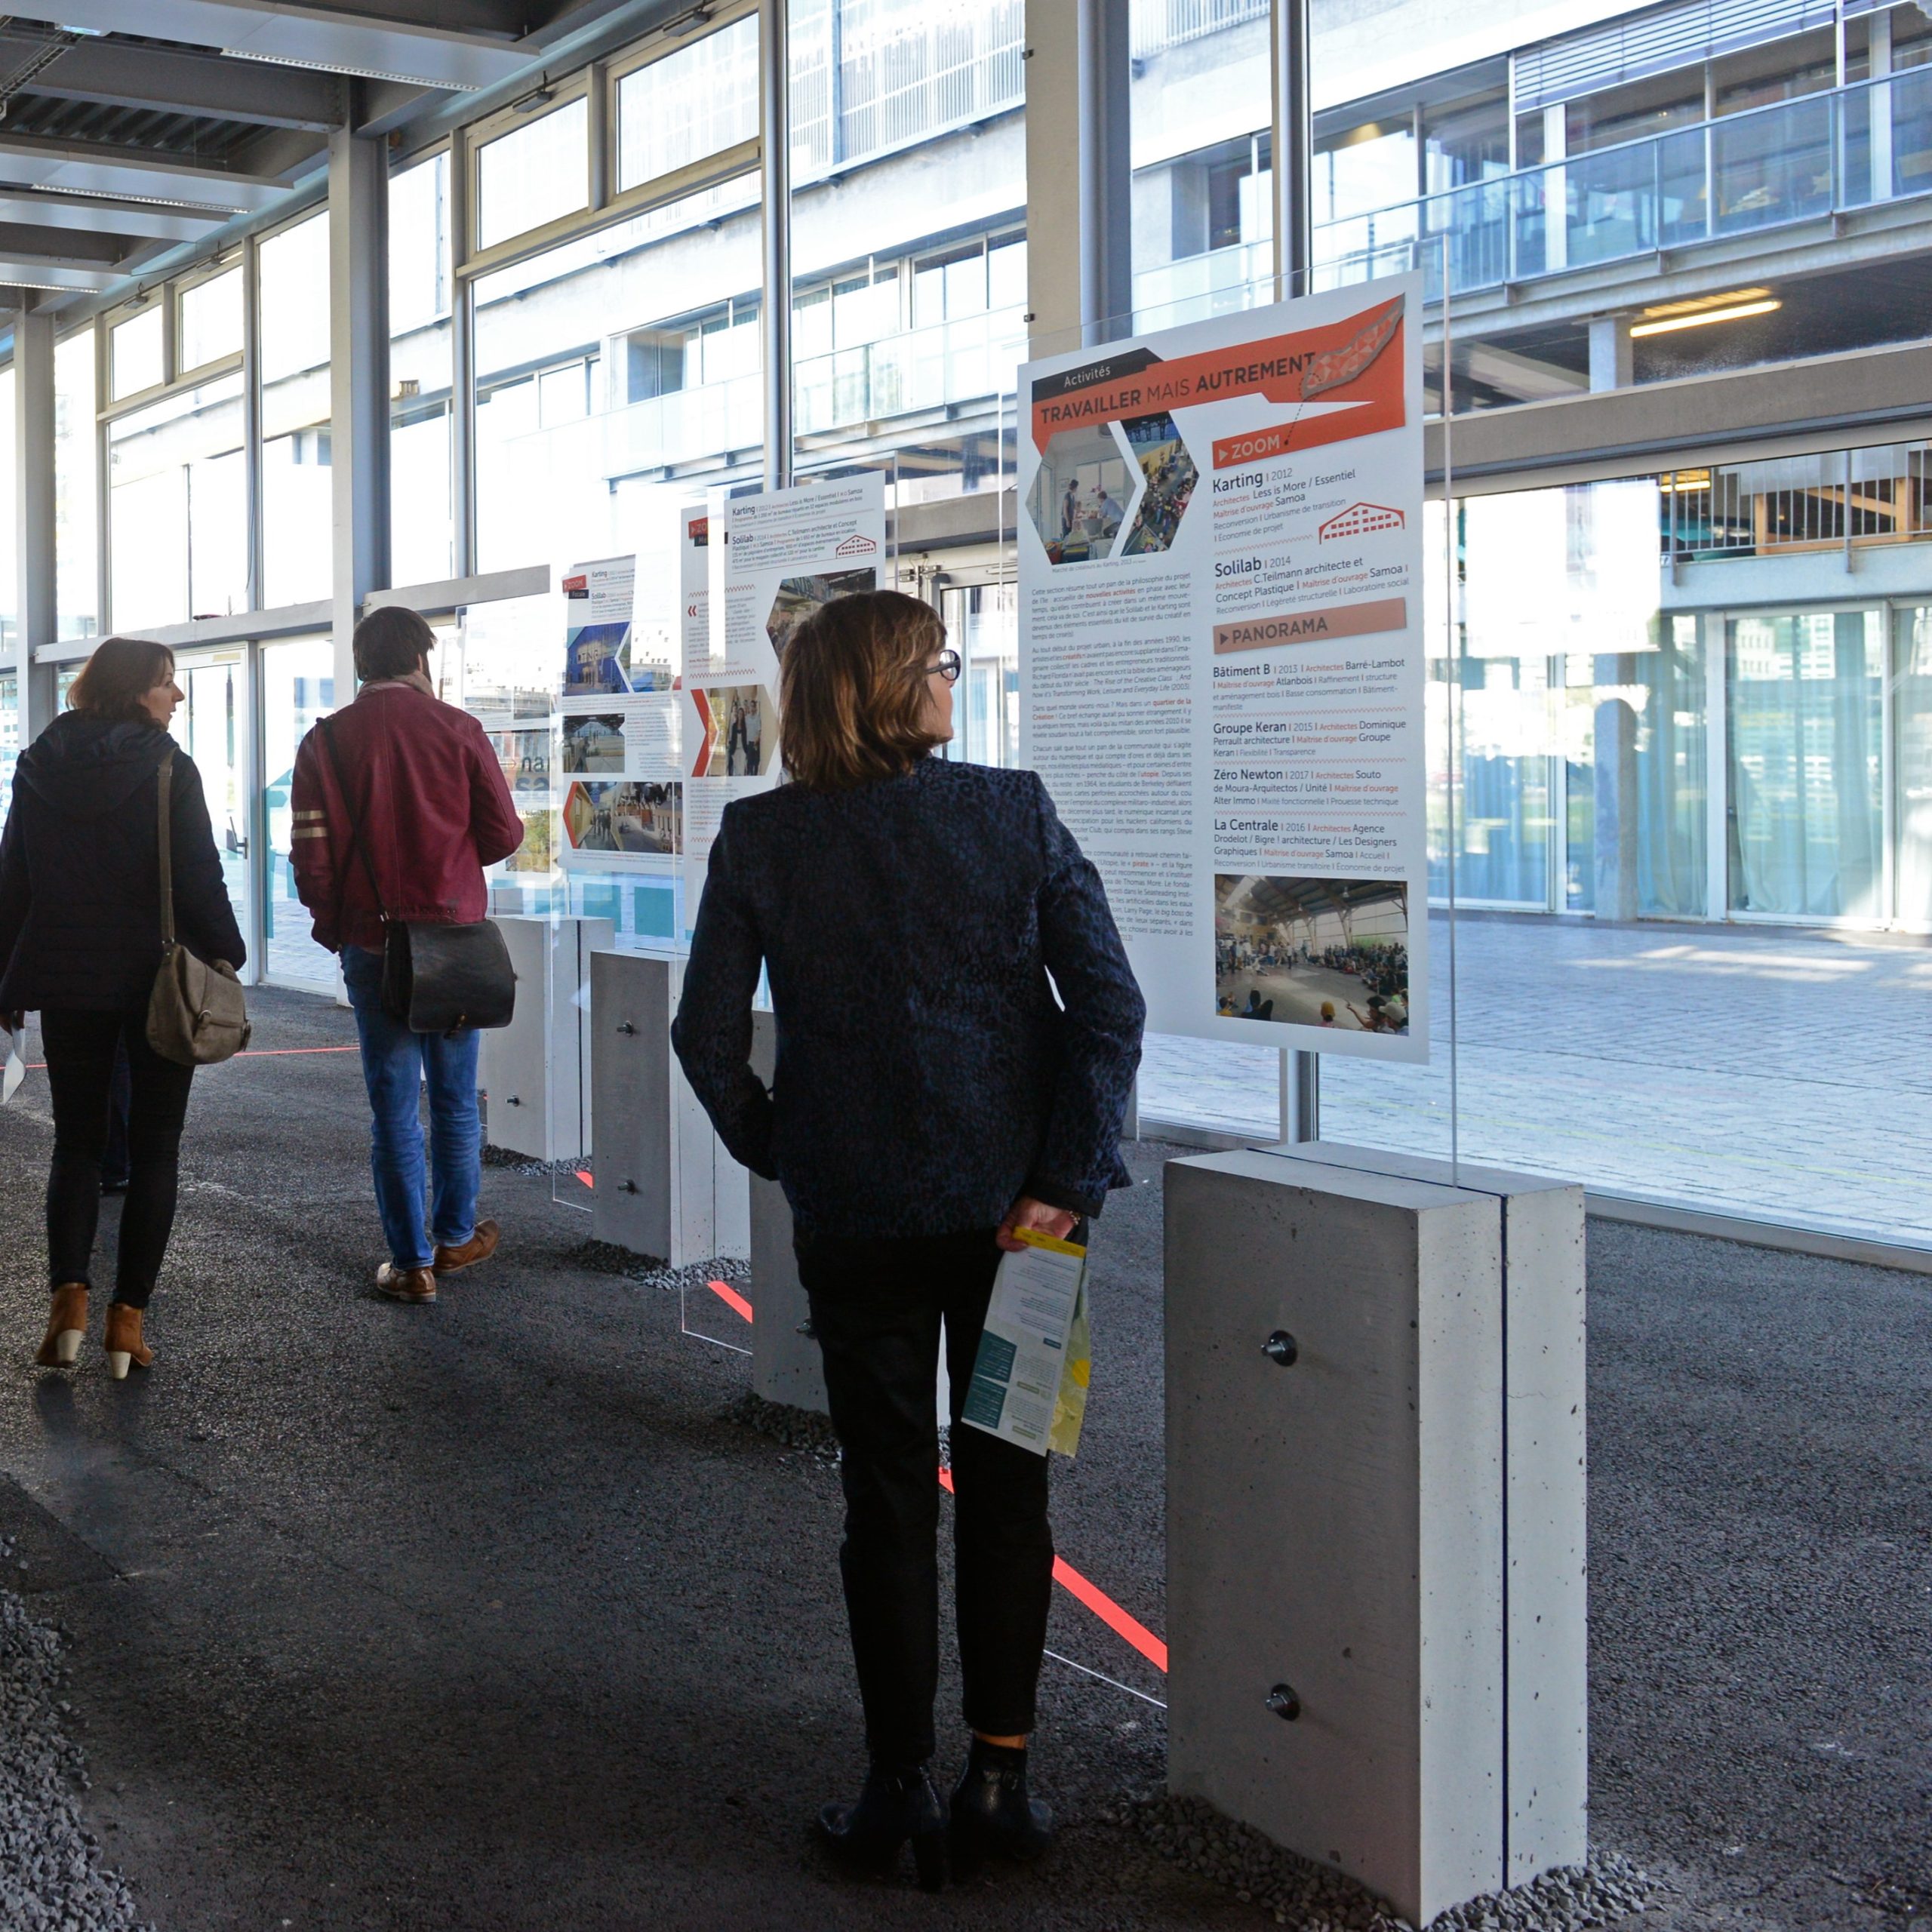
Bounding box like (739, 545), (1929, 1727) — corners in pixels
(1, 1026), (24, 1106)
(959, 1227), (1088, 1456)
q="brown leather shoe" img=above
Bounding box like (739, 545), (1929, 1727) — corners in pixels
(433, 1218), (500, 1276)
(35, 1283), (88, 1368)
(103, 1303), (153, 1380)
(376, 1263), (437, 1303)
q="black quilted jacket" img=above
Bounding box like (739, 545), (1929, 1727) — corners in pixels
(0, 712), (246, 1014)
(672, 758), (1146, 1239)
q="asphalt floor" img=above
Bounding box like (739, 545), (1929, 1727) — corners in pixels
(0, 986), (1925, 1931)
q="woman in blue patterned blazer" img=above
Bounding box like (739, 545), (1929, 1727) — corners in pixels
(673, 588), (1144, 1891)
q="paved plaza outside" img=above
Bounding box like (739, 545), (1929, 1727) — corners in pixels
(1143, 912), (1932, 1249)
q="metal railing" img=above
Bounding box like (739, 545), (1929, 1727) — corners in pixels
(1662, 444), (1932, 561)
(1320, 65), (1932, 300)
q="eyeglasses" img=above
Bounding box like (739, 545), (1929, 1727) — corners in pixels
(925, 649), (961, 685)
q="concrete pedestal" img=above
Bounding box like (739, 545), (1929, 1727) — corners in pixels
(748, 1011), (826, 1412)
(588, 950), (749, 1267)
(478, 915), (613, 1161)
(1164, 1141), (1586, 1927)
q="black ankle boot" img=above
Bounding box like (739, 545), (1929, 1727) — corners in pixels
(817, 1760), (948, 1891)
(948, 1737), (1054, 1875)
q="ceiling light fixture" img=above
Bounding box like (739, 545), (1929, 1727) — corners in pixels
(1629, 297), (1780, 337)
(220, 48), (481, 92)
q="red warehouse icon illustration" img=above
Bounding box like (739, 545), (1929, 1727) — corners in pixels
(1318, 502), (1407, 540)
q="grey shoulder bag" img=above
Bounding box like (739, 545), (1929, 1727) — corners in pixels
(146, 753), (251, 1066)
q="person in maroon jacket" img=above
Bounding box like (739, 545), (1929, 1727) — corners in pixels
(291, 607), (523, 1303)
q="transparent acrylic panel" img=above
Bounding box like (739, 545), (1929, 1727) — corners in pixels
(260, 635), (339, 988)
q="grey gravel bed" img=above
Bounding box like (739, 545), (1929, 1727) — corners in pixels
(1114, 1792), (1659, 1932)
(0, 1538), (148, 1932)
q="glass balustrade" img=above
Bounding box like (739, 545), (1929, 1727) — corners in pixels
(1141, 66), (1932, 315)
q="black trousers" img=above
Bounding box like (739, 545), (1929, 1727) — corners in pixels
(798, 1227), (1054, 1767)
(42, 1008), (195, 1308)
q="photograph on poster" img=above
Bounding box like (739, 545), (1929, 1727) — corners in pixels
(1119, 414), (1199, 557)
(563, 621), (632, 695)
(691, 685), (772, 777)
(504, 808), (554, 873)
(560, 713), (626, 774)
(1024, 425), (1133, 565)
(498, 729), (551, 795)
(765, 568), (875, 660)
(1213, 874), (1409, 1034)
(565, 780), (682, 855)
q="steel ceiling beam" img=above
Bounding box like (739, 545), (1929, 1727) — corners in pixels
(3, 4), (534, 92)
(0, 187), (230, 244)
(0, 31), (343, 131)
(0, 257), (123, 291)
(0, 131), (289, 214)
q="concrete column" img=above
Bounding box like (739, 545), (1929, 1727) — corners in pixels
(14, 308), (57, 741)
(1587, 315), (1632, 392)
(478, 914), (613, 1161)
(328, 114), (390, 702)
(747, 1010), (825, 1409)
(1592, 679), (1639, 921)
(1164, 1142), (1586, 1924)
(1023, 0), (1131, 350)
(591, 951), (751, 1267)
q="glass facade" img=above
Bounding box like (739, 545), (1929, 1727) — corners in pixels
(260, 211), (332, 609)
(2, 0), (1927, 1249)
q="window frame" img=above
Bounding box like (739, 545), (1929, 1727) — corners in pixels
(173, 257), (247, 386)
(466, 75), (597, 270)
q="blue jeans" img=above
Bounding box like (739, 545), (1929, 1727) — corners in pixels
(341, 944), (482, 1270)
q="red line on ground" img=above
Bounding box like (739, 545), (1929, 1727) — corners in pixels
(707, 1278), (753, 1323)
(937, 1466), (1168, 1672)
(21, 1043), (361, 1071)
(575, 1170), (593, 1188)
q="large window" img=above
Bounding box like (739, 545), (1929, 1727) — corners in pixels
(614, 17), (757, 192)
(259, 211), (332, 608)
(390, 151), (455, 586)
(109, 304), (164, 401)
(476, 96), (589, 252)
(54, 329), (98, 641)
(108, 375), (247, 631)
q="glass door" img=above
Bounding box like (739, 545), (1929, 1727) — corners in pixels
(260, 635), (339, 988)
(1724, 608), (1884, 921)
(174, 651), (253, 968)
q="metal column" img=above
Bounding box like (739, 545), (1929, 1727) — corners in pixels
(1023, 0), (1131, 352)
(1270, 0), (1313, 301)
(14, 308), (57, 743)
(759, 0), (792, 491)
(1272, 0), (1318, 1140)
(328, 108), (391, 703)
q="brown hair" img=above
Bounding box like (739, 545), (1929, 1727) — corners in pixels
(66, 638), (174, 725)
(353, 604), (435, 683)
(778, 589), (948, 791)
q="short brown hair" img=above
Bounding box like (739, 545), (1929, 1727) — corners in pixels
(778, 589), (947, 792)
(67, 638), (174, 725)
(353, 605), (435, 683)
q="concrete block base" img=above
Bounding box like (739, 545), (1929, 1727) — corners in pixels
(1164, 1140), (1586, 1927)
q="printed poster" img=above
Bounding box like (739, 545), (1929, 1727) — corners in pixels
(1017, 272), (1427, 1060)
(558, 552), (683, 875)
(681, 472), (888, 920)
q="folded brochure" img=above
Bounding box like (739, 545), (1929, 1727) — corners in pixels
(0, 1022), (23, 1106)
(960, 1226), (1091, 1458)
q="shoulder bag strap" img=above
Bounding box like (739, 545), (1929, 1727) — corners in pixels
(155, 752), (176, 952)
(317, 713), (389, 926)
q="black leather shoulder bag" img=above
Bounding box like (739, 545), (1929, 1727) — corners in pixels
(316, 712), (518, 1035)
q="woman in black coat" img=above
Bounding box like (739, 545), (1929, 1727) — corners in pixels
(672, 589), (1144, 1890)
(0, 638), (245, 1377)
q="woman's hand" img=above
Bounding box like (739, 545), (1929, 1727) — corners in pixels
(996, 1195), (1078, 1253)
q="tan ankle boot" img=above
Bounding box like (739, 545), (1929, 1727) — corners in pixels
(35, 1284), (88, 1368)
(103, 1303), (153, 1380)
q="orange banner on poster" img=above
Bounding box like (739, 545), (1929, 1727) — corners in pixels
(1029, 296), (1404, 452)
(1210, 376), (1406, 469)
